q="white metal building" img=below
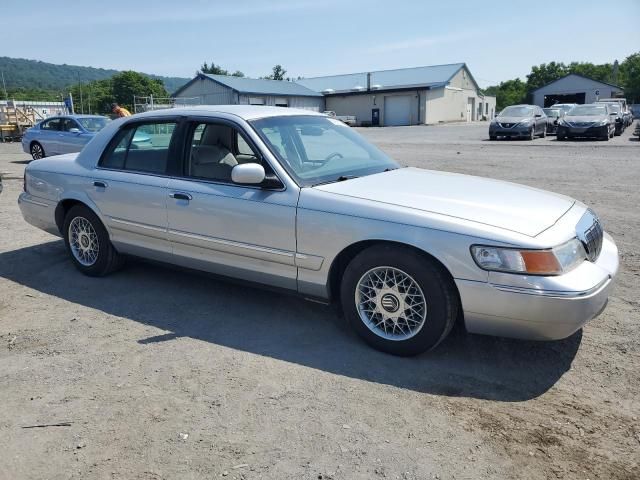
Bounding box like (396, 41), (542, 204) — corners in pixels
(531, 74), (624, 108)
(0, 100), (68, 124)
(296, 63), (495, 126)
(172, 74), (324, 111)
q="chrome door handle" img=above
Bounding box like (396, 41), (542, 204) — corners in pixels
(170, 192), (192, 201)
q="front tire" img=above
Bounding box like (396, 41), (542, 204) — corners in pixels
(529, 127), (536, 140)
(30, 142), (45, 160)
(63, 205), (123, 276)
(340, 245), (458, 356)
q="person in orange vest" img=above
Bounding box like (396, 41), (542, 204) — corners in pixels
(111, 103), (132, 118)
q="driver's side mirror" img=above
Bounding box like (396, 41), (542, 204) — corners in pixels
(535, 114), (542, 118)
(68, 127), (81, 134)
(231, 163), (283, 189)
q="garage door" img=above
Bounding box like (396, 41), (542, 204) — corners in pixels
(384, 96), (412, 126)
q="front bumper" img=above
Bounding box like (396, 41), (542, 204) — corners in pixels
(456, 233), (618, 341)
(489, 124), (532, 137)
(558, 124), (608, 138)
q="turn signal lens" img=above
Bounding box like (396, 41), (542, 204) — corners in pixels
(471, 239), (587, 276)
(519, 251), (561, 274)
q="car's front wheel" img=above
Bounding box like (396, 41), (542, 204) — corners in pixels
(63, 205), (123, 276)
(529, 127), (536, 140)
(340, 245), (458, 356)
(30, 142), (45, 160)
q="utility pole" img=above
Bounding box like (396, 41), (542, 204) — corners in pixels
(1, 70), (7, 100)
(77, 73), (84, 114)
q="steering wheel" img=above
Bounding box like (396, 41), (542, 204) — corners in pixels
(323, 152), (344, 163)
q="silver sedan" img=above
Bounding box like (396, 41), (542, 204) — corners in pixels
(18, 106), (618, 356)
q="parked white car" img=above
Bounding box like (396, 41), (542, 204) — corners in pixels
(19, 106), (618, 356)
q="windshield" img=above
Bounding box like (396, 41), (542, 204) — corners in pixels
(603, 103), (620, 113)
(543, 109), (560, 117)
(555, 105), (574, 113)
(77, 117), (110, 132)
(499, 106), (533, 117)
(568, 105), (607, 116)
(250, 115), (398, 186)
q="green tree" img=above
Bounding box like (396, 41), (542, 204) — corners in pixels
(199, 61), (244, 77)
(619, 52), (640, 102)
(69, 78), (113, 114)
(111, 71), (168, 111)
(485, 78), (528, 111)
(567, 61), (613, 84)
(264, 64), (286, 81)
(525, 62), (568, 92)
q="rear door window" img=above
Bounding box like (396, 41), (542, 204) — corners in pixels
(100, 121), (177, 174)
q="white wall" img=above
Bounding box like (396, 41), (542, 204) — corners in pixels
(325, 90), (425, 126)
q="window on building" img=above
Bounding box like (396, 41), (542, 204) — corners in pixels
(249, 97), (265, 105)
(275, 98), (288, 107)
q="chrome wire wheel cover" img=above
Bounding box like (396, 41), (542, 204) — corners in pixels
(68, 217), (99, 266)
(31, 143), (43, 159)
(355, 266), (427, 341)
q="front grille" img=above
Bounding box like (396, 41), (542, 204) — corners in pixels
(499, 123), (515, 128)
(576, 209), (604, 262)
(568, 121), (595, 128)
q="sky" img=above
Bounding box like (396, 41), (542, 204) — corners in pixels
(5, 0), (640, 87)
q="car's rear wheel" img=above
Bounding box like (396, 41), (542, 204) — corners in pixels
(340, 245), (458, 356)
(30, 142), (45, 160)
(63, 205), (123, 276)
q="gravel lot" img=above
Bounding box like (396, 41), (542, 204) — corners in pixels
(1, 122), (638, 480)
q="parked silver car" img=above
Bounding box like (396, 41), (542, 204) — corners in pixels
(489, 105), (547, 140)
(19, 106), (618, 356)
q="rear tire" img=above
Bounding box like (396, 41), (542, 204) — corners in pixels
(63, 205), (123, 277)
(30, 142), (45, 160)
(340, 245), (458, 356)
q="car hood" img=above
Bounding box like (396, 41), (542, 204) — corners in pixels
(564, 115), (608, 123)
(313, 168), (575, 237)
(495, 116), (532, 123)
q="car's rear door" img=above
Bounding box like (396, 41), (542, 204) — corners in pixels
(38, 117), (63, 155)
(86, 118), (180, 261)
(165, 117), (298, 290)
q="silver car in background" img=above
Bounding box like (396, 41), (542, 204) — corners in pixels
(18, 106), (618, 356)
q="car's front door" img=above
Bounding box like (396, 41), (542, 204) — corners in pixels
(59, 118), (90, 154)
(86, 119), (179, 261)
(165, 119), (298, 290)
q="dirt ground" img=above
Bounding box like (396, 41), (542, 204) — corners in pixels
(0, 123), (638, 480)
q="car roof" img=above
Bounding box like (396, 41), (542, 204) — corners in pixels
(132, 105), (325, 121)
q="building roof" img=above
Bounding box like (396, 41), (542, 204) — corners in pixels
(172, 73), (323, 98)
(296, 63), (472, 94)
(531, 73), (624, 93)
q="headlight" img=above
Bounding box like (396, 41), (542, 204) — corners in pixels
(471, 238), (587, 275)
(558, 119), (569, 127)
(518, 118), (532, 125)
(599, 119), (609, 126)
